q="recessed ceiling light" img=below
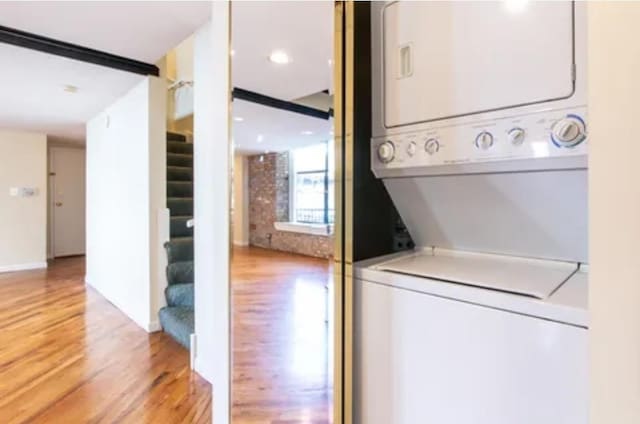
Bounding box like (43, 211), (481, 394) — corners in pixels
(328, 59), (333, 67)
(301, 130), (314, 135)
(257, 134), (264, 143)
(269, 50), (290, 64)
(329, 130), (334, 136)
(234, 116), (244, 122)
(63, 84), (79, 93)
(230, 49), (236, 56)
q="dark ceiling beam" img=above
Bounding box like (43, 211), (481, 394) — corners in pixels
(0, 25), (159, 76)
(232, 87), (331, 121)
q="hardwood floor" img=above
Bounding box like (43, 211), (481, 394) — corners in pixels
(0, 248), (331, 424)
(0, 257), (211, 424)
(231, 247), (332, 424)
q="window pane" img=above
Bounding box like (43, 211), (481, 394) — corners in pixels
(292, 141), (334, 224)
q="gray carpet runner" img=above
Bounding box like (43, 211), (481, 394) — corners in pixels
(158, 131), (194, 349)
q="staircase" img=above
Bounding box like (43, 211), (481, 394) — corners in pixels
(159, 132), (194, 349)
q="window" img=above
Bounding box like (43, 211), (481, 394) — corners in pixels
(291, 141), (334, 225)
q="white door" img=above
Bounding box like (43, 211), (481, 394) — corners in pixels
(51, 147), (86, 257)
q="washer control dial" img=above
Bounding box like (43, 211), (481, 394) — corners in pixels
(551, 115), (586, 148)
(475, 131), (494, 150)
(377, 141), (395, 163)
(425, 138), (440, 155)
(508, 127), (526, 146)
(406, 141), (417, 157)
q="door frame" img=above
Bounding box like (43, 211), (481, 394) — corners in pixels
(48, 144), (86, 259)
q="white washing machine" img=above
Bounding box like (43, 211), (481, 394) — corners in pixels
(354, 250), (588, 424)
(356, 1), (589, 423)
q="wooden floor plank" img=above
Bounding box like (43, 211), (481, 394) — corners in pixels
(0, 247), (331, 424)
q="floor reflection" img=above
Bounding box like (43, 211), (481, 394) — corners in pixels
(232, 246), (332, 424)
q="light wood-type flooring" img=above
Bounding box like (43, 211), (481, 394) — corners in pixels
(0, 247), (331, 424)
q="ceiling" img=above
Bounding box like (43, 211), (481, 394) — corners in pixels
(0, 1), (211, 143)
(233, 100), (332, 155)
(232, 1), (333, 101)
(0, 1), (334, 149)
(231, 1), (334, 154)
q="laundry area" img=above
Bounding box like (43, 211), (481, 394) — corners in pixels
(354, 2), (588, 423)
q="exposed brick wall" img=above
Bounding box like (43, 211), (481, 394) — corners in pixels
(248, 152), (333, 259)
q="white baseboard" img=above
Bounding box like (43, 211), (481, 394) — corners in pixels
(0, 261), (48, 274)
(233, 240), (249, 246)
(147, 320), (162, 332)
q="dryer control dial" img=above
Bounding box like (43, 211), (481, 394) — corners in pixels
(377, 141), (395, 163)
(475, 131), (494, 150)
(551, 115), (586, 148)
(425, 138), (440, 155)
(508, 127), (526, 146)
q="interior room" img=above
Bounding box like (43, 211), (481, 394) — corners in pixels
(230, 2), (335, 422)
(2, 2), (640, 423)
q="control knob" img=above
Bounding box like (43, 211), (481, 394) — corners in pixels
(406, 141), (417, 157)
(475, 131), (494, 150)
(551, 115), (586, 148)
(508, 127), (526, 146)
(377, 141), (395, 163)
(425, 138), (440, 155)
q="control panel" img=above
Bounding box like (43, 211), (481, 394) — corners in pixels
(372, 107), (587, 177)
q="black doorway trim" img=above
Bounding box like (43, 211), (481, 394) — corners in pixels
(0, 25), (159, 76)
(232, 87), (331, 121)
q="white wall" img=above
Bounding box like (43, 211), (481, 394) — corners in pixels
(589, 3), (640, 423)
(233, 153), (249, 246)
(193, 6), (231, 423)
(86, 77), (167, 332)
(0, 129), (47, 272)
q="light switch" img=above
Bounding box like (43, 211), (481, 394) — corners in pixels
(9, 187), (38, 197)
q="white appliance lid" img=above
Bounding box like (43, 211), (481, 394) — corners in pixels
(375, 248), (578, 299)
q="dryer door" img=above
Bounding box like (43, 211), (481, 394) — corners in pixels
(383, 1), (575, 128)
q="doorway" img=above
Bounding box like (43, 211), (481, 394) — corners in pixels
(49, 146), (85, 258)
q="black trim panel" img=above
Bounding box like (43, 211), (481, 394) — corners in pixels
(0, 25), (159, 76)
(232, 87), (331, 120)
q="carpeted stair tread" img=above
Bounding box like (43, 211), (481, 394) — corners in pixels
(165, 237), (194, 263)
(167, 132), (187, 142)
(167, 153), (193, 167)
(170, 216), (193, 238)
(167, 260), (194, 285)
(167, 141), (193, 154)
(162, 133), (195, 350)
(167, 166), (193, 182)
(159, 306), (194, 349)
(168, 197), (193, 216)
(167, 181), (193, 197)
(165, 283), (194, 307)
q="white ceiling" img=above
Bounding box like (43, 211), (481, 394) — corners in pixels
(232, 1), (333, 101)
(0, 1), (334, 148)
(231, 1), (334, 154)
(0, 43), (143, 142)
(0, 1), (211, 143)
(233, 100), (332, 155)
(0, 1), (211, 63)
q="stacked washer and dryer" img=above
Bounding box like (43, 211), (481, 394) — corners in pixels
(355, 2), (588, 423)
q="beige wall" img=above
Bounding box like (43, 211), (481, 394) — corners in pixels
(233, 154), (250, 246)
(589, 3), (640, 423)
(0, 129), (47, 272)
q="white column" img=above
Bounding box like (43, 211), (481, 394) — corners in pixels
(193, 3), (231, 424)
(589, 3), (640, 423)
